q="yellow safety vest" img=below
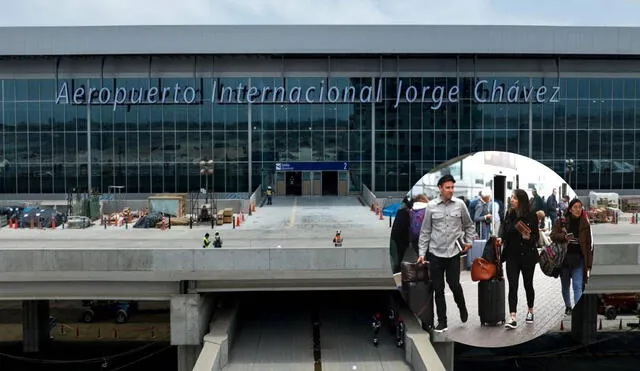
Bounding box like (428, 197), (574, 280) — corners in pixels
(203, 237), (211, 248)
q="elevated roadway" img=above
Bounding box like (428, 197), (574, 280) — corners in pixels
(583, 223), (640, 294)
(0, 196), (395, 299)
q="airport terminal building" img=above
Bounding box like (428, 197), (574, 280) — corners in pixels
(1, 25), (640, 196)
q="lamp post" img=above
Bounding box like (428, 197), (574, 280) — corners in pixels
(565, 158), (574, 196)
(200, 159), (214, 204)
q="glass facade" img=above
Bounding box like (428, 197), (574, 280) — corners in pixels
(1, 61), (640, 194)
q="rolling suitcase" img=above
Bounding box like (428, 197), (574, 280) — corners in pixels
(477, 234), (505, 326)
(400, 245), (434, 330)
(478, 278), (506, 326)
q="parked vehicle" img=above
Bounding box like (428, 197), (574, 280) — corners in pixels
(81, 300), (138, 323)
(597, 293), (640, 320)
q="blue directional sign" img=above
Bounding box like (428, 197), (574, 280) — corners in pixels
(274, 162), (349, 172)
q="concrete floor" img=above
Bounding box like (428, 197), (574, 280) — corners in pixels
(0, 196), (392, 249)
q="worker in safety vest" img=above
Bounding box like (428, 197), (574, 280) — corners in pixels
(333, 230), (343, 247)
(265, 186), (273, 205)
(202, 233), (211, 248)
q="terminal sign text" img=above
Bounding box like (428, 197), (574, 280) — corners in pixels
(55, 79), (560, 111)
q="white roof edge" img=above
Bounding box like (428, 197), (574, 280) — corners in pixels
(1, 25), (640, 56)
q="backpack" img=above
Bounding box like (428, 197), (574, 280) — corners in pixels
(539, 242), (567, 278)
(409, 208), (426, 240)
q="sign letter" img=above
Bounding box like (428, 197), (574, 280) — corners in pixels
(56, 82), (69, 104)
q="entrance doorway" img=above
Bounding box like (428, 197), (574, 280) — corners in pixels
(322, 171), (338, 196)
(285, 171), (302, 196)
(493, 175), (506, 217)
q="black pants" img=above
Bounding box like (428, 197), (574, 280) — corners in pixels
(429, 253), (466, 324)
(505, 258), (535, 313)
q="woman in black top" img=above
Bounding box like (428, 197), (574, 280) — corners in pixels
(389, 196), (414, 273)
(498, 189), (539, 329)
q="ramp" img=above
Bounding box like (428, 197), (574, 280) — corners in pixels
(223, 291), (411, 370)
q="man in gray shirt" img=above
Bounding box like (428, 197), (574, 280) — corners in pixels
(417, 174), (476, 333)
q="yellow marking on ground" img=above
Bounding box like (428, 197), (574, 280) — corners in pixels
(289, 197), (298, 227)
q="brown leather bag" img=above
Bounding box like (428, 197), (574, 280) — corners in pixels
(401, 261), (430, 283)
(471, 237), (503, 282)
(471, 257), (497, 281)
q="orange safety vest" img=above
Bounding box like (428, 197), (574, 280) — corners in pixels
(333, 235), (343, 246)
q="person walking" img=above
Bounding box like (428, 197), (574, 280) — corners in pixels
(212, 231), (223, 248)
(549, 198), (593, 316)
(416, 174), (476, 333)
(498, 189), (539, 329)
(389, 196), (414, 274)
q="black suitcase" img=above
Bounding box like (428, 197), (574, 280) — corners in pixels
(402, 281), (434, 329)
(478, 278), (506, 326)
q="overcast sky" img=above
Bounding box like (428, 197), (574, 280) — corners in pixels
(1, 0), (638, 27)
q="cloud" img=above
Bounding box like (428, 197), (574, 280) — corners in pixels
(1, 0), (639, 26)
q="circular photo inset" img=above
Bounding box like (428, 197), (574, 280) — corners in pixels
(389, 151), (581, 348)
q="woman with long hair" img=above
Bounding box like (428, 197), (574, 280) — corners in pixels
(549, 198), (593, 316)
(498, 189), (539, 329)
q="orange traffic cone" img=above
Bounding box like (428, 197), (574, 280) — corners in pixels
(52, 218), (56, 229)
(236, 216), (241, 227)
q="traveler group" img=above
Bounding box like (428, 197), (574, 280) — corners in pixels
(390, 175), (594, 333)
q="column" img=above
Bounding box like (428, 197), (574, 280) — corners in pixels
(22, 300), (50, 353)
(432, 341), (455, 371)
(177, 345), (202, 371)
(170, 294), (215, 345)
(571, 293), (598, 344)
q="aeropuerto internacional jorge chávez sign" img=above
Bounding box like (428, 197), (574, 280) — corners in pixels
(55, 79), (560, 111)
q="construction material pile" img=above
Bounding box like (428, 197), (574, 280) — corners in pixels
(133, 212), (164, 229)
(67, 216), (92, 229)
(17, 207), (65, 228)
(621, 197), (640, 213)
(587, 208), (614, 224)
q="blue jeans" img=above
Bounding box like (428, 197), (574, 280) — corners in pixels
(560, 256), (584, 308)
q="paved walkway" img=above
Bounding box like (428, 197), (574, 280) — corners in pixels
(427, 264), (566, 348)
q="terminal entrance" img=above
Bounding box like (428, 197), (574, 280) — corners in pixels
(322, 171), (338, 195)
(275, 162), (349, 196)
(285, 171), (302, 196)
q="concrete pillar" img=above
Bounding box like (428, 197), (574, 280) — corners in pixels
(571, 293), (598, 344)
(170, 294), (215, 346)
(432, 341), (455, 371)
(22, 300), (50, 353)
(178, 345), (202, 371)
